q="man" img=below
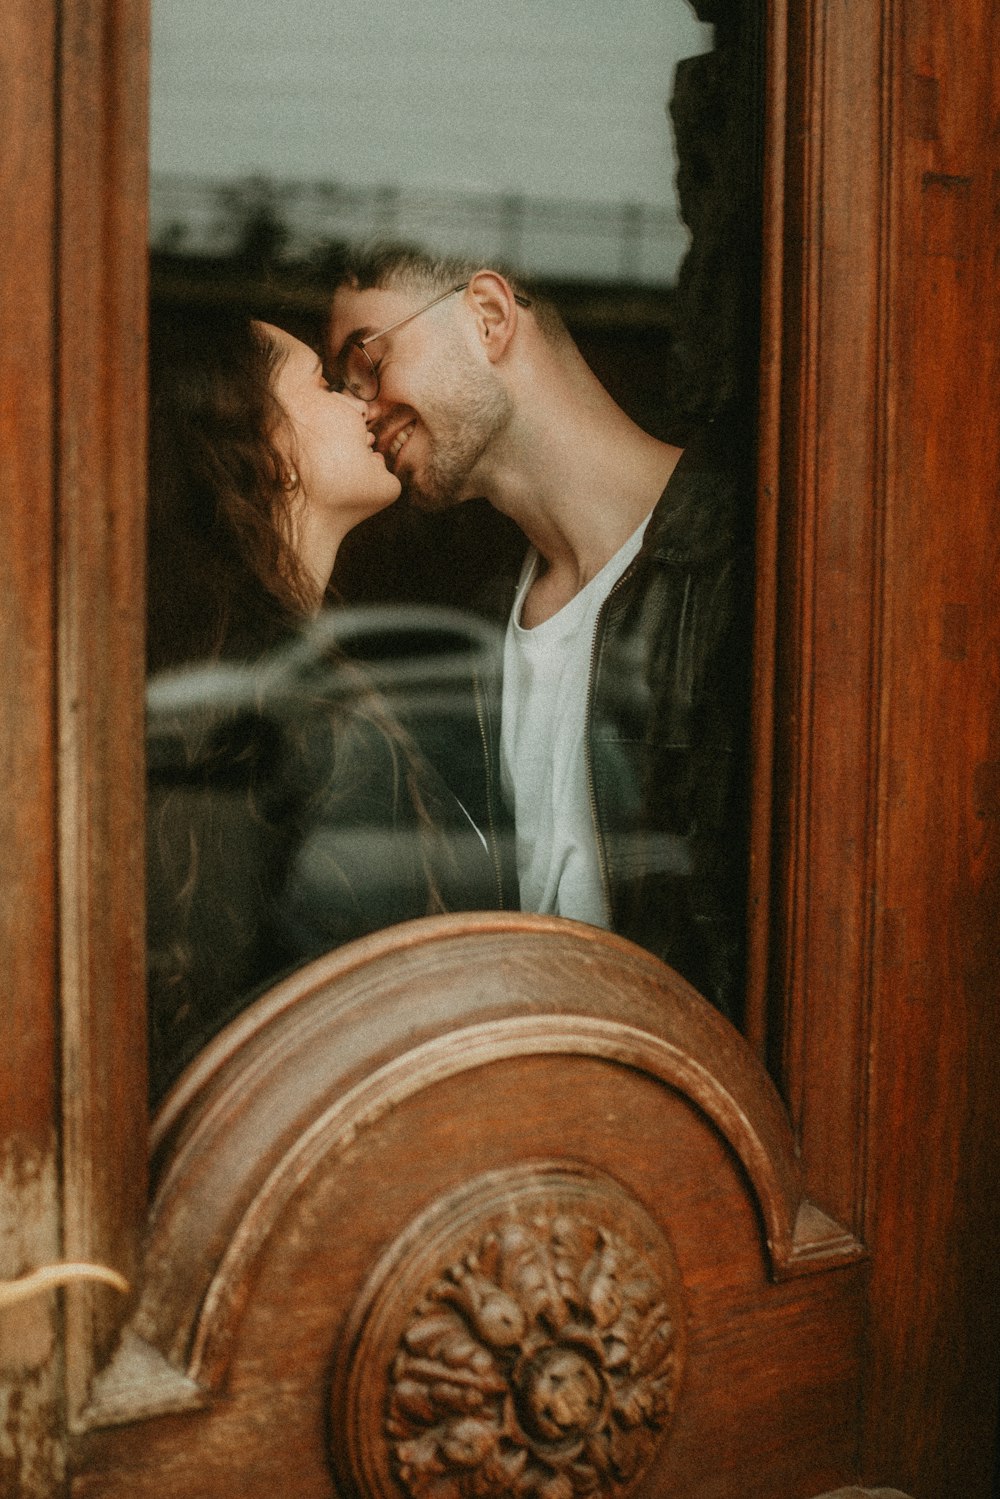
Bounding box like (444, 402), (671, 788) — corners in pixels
(327, 246), (750, 1023)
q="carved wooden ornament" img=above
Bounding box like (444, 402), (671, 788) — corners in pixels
(331, 1165), (686, 1499)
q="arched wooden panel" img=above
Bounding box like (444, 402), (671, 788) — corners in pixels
(76, 916), (866, 1498)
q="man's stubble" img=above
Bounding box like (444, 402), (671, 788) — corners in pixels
(403, 345), (513, 513)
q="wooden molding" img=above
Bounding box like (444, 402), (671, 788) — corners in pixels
(90, 914), (865, 1423)
(56, 0), (150, 1419)
(755, 0), (892, 1239)
(75, 916), (867, 1495)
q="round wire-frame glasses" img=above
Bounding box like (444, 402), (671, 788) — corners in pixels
(334, 281), (531, 401)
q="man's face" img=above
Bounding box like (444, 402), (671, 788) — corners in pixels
(327, 282), (511, 512)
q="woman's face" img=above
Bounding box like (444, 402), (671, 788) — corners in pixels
(262, 323), (402, 533)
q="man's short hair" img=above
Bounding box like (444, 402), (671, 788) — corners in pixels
(335, 242), (569, 345)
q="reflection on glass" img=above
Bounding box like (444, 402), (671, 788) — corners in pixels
(147, 2), (755, 1102)
(150, 0), (711, 284)
(145, 310), (509, 1101)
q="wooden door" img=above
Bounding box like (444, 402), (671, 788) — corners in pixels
(74, 914), (875, 1498)
(1, 1), (997, 1497)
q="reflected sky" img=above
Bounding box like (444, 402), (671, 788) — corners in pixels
(150, 0), (712, 209)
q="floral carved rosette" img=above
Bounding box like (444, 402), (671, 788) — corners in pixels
(331, 1167), (685, 1499)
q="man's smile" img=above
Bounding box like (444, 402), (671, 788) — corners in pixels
(381, 419), (417, 473)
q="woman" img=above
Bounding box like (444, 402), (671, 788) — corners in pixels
(146, 307), (500, 1102)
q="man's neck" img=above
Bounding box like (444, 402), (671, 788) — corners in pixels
(477, 390), (681, 627)
(444, 334), (683, 625)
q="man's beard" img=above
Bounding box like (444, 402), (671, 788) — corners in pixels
(402, 358), (512, 512)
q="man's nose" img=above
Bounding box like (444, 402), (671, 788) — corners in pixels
(362, 386), (387, 426)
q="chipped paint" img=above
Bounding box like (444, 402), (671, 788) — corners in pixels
(0, 1138), (65, 1498)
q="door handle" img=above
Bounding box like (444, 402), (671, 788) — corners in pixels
(0, 1262), (129, 1308)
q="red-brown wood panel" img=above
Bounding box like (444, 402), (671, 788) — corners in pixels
(0, 0), (58, 1149)
(756, 0), (999, 1491)
(0, 4), (64, 1494)
(861, 0), (1000, 1490)
(1, 2), (148, 1488)
(761, 0), (889, 1235)
(57, 0), (150, 1407)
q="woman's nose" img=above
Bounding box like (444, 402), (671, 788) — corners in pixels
(339, 388), (369, 416)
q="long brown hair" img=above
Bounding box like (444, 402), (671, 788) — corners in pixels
(147, 306), (316, 670)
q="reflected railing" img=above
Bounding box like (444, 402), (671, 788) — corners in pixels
(149, 171), (689, 287)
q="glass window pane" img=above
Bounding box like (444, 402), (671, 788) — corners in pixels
(147, 0), (758, 1103)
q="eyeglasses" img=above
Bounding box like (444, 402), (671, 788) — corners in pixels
(332, 281), (531, 402)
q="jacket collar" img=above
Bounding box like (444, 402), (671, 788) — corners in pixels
(643, 416), (747, 568)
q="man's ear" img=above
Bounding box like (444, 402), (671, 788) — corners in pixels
(464, 271), (521, 362)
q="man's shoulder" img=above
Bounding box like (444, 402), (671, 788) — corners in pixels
(643, 410), (753, 570)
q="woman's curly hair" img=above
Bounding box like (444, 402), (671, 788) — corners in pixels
(145, 306), (469, 1101)
(148, 307), (317, 670)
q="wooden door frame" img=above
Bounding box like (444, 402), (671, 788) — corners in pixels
(2, 0), (998, 1494)
(750, 1), (1000, 1491)
(1, 4), (65, 1490)
(56, 0), (150, 1420)
(0, 0), (148, 1476)
(750, 0), (891, 1234)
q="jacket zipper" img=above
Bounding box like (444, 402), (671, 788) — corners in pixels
(473, 669), (506, 909)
